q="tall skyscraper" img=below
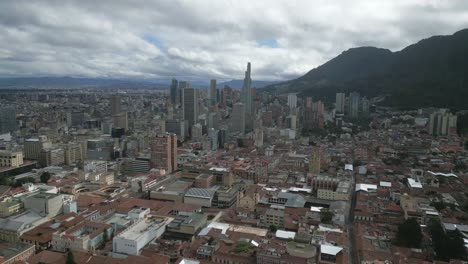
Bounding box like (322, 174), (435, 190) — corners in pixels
(230, 102), (245, 134)
(170, 78), (178, 105)
(349, 92), (360, 118)
(287, 93), (297, 109)
(335, 93), (346, 113)
(183, 88), (198, 128)
(209, 79), (217, 107)
(111, 95), (121, 115)
(0, 105), (16, 134)
(242, 62), (253, 132)
(150, 133), (177, 173)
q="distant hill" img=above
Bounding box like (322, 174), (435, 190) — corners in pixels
(0, 76), (169, 89)
(266, 29), (468, 110)
(218, 79), (279, 89)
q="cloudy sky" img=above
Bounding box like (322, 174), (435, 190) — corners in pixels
(0, 0), (467, 81)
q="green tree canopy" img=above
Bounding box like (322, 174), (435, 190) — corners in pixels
(395, 218), (422, 248)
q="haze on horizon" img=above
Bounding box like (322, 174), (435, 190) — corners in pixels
(1, 0), (468, 81)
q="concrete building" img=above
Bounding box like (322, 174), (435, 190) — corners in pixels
(0, 242), (35, 264)
(24, 136), (51, 160)
(62, 142), (83, 165)
(429, 109), (458, 136)
(121, 157), (150, 175)
(23, 193), (64, 218)
(112, 216), (173, 256)
(113, 112), (128, 131)
(184, 188), (215, 207)
(39, 147), (64, 167)
(166, 119), (187, 140)
(52, 221), (113, 253)
(150, 133), (177, 173)
(0, 151), (23, 168)
(287, 93), (297, 109)
(241, 62), (253, 132)
(191, 123), (203, 140)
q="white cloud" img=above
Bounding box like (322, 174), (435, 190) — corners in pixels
(0, 0), (467, 81)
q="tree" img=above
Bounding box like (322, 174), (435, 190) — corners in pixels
(269, 225), (278, 233)
(428, 219), (467, 261)
(395, 218), (422, 248)
(40, 172), (51, 183)
(320, 209), (334, 224)
(103, 229), (108, 242)
(66, 251), (76, 264)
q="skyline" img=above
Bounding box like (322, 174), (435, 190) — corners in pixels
(1, 1), (468, 81)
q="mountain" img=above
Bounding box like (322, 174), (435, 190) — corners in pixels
(218, 79), (279, 89)
(267, 29), (468, 110)
(0, 76), (169, 89)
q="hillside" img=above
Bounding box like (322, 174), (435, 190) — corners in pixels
(267, 29), (468, 110)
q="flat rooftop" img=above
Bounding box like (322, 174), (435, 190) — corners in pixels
(117, 217), (173, 241)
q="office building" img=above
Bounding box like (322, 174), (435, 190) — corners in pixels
(335, 93), (346, 113)
(230, 103), (245, 134)
(166, 119), (186, 139)
(183, 88), (198, 128)
(191, 123), (203, 140)
(113, 112), (128, 131)
(170, 78), (178, 104)
(0, 105), (16, 134)
(62, 142), (83, 165)
(150, 133), (177, 173)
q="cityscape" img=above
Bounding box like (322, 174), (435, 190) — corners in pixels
(0, 1), (468, 264)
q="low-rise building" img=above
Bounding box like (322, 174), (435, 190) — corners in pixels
(0, 150), (23, 168)
(52, 220), (113, 252)
(112, 216), (173, 256)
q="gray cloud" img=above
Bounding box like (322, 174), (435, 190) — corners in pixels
(0, 0), (467, 81)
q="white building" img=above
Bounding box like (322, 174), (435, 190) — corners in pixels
(112, 216), (173, 256)
(287, 93), (297, 109)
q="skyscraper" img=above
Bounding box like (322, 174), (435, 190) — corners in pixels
(111, 94), (121, 115)
(335, 93), (346, 114)
(209, 79), (217, 107)
(242, 62), (253, 132)
(0, 105), (16, 134)
(150, 133), (177, 173)
(231, 102), (245, 134)
(183, 87), (198, 128)
(349, 92), (360, 118)
(170, 78), (178, 105)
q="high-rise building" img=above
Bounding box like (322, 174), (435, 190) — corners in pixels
(231, 102), (245, 134)
(303, 98), (325, 131)
(183, 88), (198, 129)
(192, 123), (203, 140)
(0, 105), (16, 134)
(209, 79), (217, 107)
(361, 97), (370, 116)
(150, 133), (177, 173)
(287, 93), (297, 109)
(335, 93), (346, 113)
(170, 78), (178, 105)
(113, 112), (128, 131)
(349, 92), (360, 118)
(66, 111), (85, 127)
(429, 109), (457, 136)
(241, 62), (253, 132)
(111, 95), (121, 115)
(24, 136), (52, 160)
